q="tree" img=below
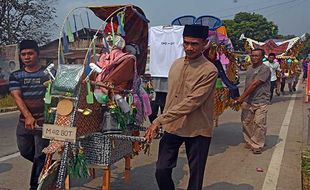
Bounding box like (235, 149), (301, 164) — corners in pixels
(223, 12), (278, 51)
(299, 33), (310, 58)
(276, 34), (296, 40)
(0, 0), (58, 45)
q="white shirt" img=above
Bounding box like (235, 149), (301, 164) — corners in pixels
(148, 25), (185, 77)
(264, 61), (280, 81)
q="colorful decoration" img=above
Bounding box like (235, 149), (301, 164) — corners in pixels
(243, 35), (304, 88)
(86, 80), (94, 104)
(44, 80), (52, 104)
(68, 148), (88, 178)
(243, 35), (305, 57)
(108, 99), (137, 130)
(66, 18), (75, 43)
(63, 32), (69, 53)
(117, 11), (126, 36)
(40, 5), (150, 190)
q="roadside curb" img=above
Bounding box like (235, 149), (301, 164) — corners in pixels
(0, 106), (18, 113)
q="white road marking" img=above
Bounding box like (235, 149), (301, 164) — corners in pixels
(0, 110), (19, 116)
(0, 152), (20, 162)
(262, 86), (298, 190)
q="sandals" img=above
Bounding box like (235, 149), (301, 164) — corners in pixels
(252, 148), (262, 154)
(243, 143), (263, 154)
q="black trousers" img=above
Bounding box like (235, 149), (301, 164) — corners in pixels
(148, 92), (167, 123)
(16, 121), (49, 190)
(280, 78), (286, 92)
(155, 133), (212, 190)
(270, 80), (277, 101)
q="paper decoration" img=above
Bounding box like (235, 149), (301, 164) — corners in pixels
(63, 32), (69, 53)
(66, 19), (75, 43)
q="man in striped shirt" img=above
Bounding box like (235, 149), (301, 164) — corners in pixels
(9, 40), (51, 190)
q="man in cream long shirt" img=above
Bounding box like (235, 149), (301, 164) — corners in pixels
(145, 24), (218, 190)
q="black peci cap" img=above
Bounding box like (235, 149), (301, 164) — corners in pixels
(19, 40), (39, 54)
(183, 24), (209, 39)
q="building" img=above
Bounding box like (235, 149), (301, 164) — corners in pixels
(40, 28), (104, 66)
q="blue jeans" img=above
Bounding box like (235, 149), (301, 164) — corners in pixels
(16, 121), (49, 190)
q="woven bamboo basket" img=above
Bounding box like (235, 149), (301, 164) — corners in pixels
(75, 81), (103, 137)
(79, 132), (140, 167)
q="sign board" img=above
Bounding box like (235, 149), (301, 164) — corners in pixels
(42, 124), (77, 143)
(0, 44), (19, 96)
(0, 44), (19, 80)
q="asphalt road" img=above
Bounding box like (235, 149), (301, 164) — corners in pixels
(0, 111), (19, 158)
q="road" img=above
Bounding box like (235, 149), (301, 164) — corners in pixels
(0, 77), (308, 190)
(0, 111), (19, 158)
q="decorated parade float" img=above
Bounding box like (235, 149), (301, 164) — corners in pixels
(241, 34), (305, 92)
(171, 15), (240, 125)
(38, 5), (151, 190)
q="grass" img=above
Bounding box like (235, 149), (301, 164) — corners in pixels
(0, 95), (16, 108)
(302, 149), (310, 190)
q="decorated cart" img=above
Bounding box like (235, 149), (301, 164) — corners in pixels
(242, 34), (305, 93)
(171, 15), (240, 126)
(38, 4), (151, 190)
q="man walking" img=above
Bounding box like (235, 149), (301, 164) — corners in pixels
(234, 48), (271, 154)
(264, 53), (280, 102)
(9, 40), (52, 190)
(145, 24), (218, 190)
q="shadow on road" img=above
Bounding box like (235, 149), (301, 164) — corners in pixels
(0, 163), (12, 174)
(70, 170), (96, 189)
(209, 122), (244, 156)
(209, 122), (280, 156)
(70, 158), (187, 190)
(204, 182), (254, 190)
(272, 94), (302, 104)
(265, 135), (280, 151)
(111, 157), (187, 190)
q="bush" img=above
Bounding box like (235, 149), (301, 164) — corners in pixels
(0, 95), (16, 108)
(302, 150), (310, 190)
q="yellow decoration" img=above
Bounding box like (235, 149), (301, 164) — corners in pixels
(56, 99), (74, 116)
(77, 108), (92, 116)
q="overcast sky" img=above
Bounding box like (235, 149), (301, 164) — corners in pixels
(53, 0), (309, 36)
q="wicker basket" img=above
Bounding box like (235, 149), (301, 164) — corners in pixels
(75, 82), (103, 137)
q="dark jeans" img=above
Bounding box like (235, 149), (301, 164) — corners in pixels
(156, 133), (212, 190)
(148, 92), (167, 123)
(270, 80), (277, 101)
(280, 78), (286, 92)
(16, 121), (49, 190)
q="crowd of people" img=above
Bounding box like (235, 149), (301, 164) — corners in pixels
(262, 53), (307, 104)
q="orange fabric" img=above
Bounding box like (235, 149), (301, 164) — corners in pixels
(216, 26), (227, 37)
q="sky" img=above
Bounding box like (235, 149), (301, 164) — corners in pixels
(53, 0), (309, 37)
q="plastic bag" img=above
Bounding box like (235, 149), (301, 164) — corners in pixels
(101, 112), (122, 134)
(52, 64), (84, 96)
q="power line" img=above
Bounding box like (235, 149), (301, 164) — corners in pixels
(205, 0), (271, 15)
(219, 0), (302, 19)
(265, 0), (308, 17)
